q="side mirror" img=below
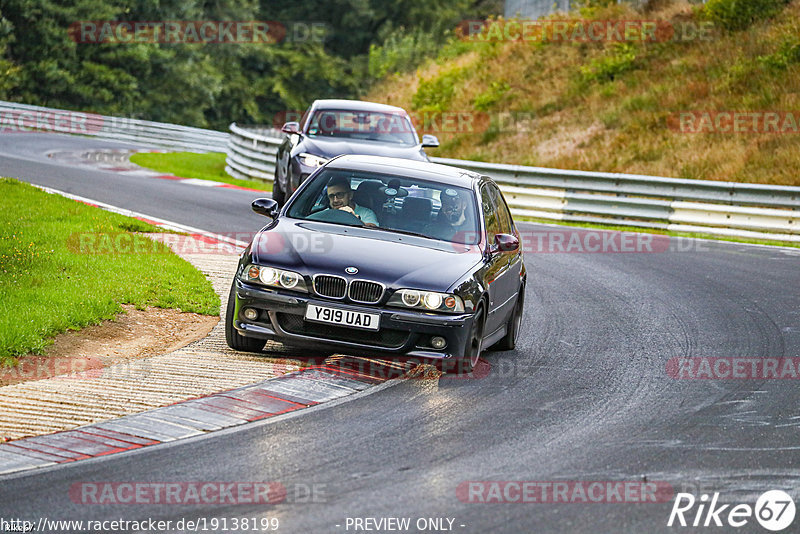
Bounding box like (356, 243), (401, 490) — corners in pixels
(281, 121), (300, 134)
(252, 198), (279, 218)
(421, 134), (440, 148)
(492, 233), (519, 253)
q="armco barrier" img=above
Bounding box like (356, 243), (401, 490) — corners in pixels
(225, 123), (282, 182)
(0, 100), (228, 152)
(431, 157), (799, 241)
(2, 101), (796, 243)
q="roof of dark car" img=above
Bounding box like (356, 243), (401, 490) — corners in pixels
(326, 154), (481, 187)
(311, 99), (409, 115)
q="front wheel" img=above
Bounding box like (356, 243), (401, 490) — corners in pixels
(225, 282), (267, 353)
(442, 304), (485, 374)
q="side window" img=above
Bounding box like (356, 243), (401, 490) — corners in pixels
(490, 184), (514, 236)
(481, 185), (500, 244)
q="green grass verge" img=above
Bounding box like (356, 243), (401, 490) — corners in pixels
(516, 216), (800, 249)
(0, 178), (221, 365)
(129, 151), (272, 192)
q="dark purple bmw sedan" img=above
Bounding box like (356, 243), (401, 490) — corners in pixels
(227, 155), (525, 373)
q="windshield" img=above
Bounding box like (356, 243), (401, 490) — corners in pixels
(287, 169), (480, 245)
(306, 110), (418, 146)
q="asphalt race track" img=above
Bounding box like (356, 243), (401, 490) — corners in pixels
(1, 133), (799, 533)
(0, 134), (267, 234)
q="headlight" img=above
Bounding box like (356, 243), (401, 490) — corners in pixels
(242, 264), (308, 293)
(388, 289), (464, 313)
(298, 153), (329, 168)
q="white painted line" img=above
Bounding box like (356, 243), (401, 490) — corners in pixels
(179, 178), (226, 187)
(30, 183), (249, 248)
(667, 223), (800, 243)
(125, 170), (164, 176)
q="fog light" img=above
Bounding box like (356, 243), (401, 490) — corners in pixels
(431, 336), (447, 349)
(243, 307), (259, 321)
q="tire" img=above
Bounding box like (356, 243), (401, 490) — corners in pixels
(442, 303), (485, 374)
(225, 282), (267, 353)
(494, 285), (524, 351)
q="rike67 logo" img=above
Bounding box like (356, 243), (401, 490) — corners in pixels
(668, 490), (795, 531)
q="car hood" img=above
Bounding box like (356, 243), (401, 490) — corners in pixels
(299, 137), (428, 162)
(249, 220), (480, 291)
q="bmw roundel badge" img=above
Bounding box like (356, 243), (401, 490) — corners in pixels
(345, 266), (359, 275)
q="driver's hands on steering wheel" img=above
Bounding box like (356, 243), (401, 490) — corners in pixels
(337, 206), (358, 218)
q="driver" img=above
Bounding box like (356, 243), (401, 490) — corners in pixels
(325, 176), (379, 227)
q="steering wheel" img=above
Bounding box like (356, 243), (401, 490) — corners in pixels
(306, 208), (364, 226)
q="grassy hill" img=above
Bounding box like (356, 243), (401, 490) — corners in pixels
(367, 0), (800, 186)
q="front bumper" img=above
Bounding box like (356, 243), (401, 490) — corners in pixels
(232, 279), (473, 362)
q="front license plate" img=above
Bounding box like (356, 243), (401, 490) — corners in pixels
(305, 304), (380, 331)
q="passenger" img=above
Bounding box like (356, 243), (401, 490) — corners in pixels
(325, 176), (379, 227)
(424, 188), (473, 241)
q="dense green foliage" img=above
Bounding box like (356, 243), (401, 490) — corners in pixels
(704, 0), (791, 31)
(0, 0), (499, 130)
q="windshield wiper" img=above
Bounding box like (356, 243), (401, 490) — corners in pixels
(367, 226), (432, 240)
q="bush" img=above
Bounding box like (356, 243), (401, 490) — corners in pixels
(472, 81), (510, 111)
(579, 43), (638, 85)
(411, 67), (466, 112)
(704, 0), (790, 32)
(368, 28), (444, 80)
(758, 37), (800, 70)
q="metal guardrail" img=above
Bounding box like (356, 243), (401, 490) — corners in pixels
(225, 123), (282, 182)
(430, 157), (800, 241)
(226, 124), (799, 242)
(3, 102), (795, 243)
(0, 100), (228, 152)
